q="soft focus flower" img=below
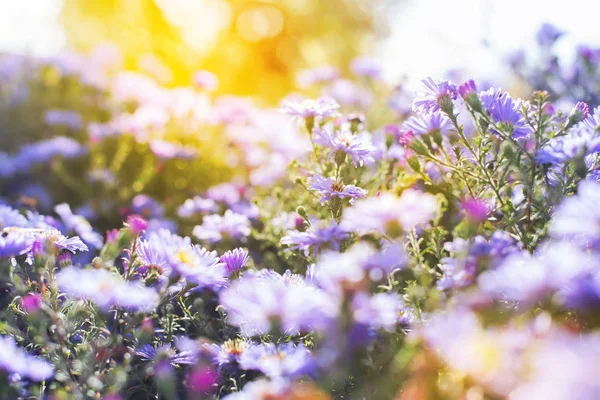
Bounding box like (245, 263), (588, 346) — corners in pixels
(239, 342), (315, 379)
(340, 191), (438, 235)
(402, 111), (452, 137)
(308, 174), (367, 205)
(193, 210), (251, 243)
(536, 22), (564, 46)
(193, 70), (218, 91)
(220, 248), (249, 276)
(0, 335), (53, 381)
(279, 98), (340, 119)
(350, 56), (382, 79)
(126, 214), (148, 235)
(550, 181), (600, 246)
(56, 268), (159, 312)
(178, 196), (218, 218)
(412, 77), (457, 113)
(0, 231), (33, 258)
(281, 220), (349, 257)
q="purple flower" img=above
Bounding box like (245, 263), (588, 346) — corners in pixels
(0, 335), (53, 381)
(131, 195), (164, 218)
(56, 268), (159, 312)
(296, 66), (340, 87)
(550, 181), (600, 246)
(536, 23), (564, 46)
(569, 102), (590, 124)
(15, 137), (85, 170)
(238, 343), (315, 379)
(460, 198), (489, 222)
(0, 205), (28, 228)
(279, 97), (340, 119)
(203, 339), (252, 366)
(480, 89), (532, 139)
(54, 203), (104, 249)
(149, 139), (197, 160)
(412, 77), (457, 113)
(308, 174), (367, 205)
(0, 232), (32, 258)
(340, 191), (438, 235)
(312, 124), (377, 166)
(402, 111), (452, 137)
(137, 344), (197, 366)
(192, 210), (251, 243)
(206, 182), (241, 206)
(281, 220), (349, 257)
(352, 292), (414, 331)
(537, 124), (600, 164)
(178, 196), (218, 218)
(220, 248), (249, 276)
(350, 56), (382, 79)
(44, 109), (82, 130)
(458, 80), (477, 99)
(219, 272), (336, 335)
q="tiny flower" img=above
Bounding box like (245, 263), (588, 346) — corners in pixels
(178, 196), (218, 218)
(126, 214), (148, 235)
(238, 343), (315, 379)
(308, 174), (367, 205)
(565, 101), (590, 128)
(21, 293), (42, 313)
(279, 97), (340, 119)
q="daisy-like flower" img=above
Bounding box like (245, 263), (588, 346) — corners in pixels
(55, 203), (104, 249)
(412, 77), (457, 113)
(340, 191), (438, 236)
(238, 343), (315, 379)
(281, 220), (349, 257)
(149, 139), (197, 160)
(193, 210), (251, 243)
(0, 335), (54, 381)
(0, 231), (32, 258)
(479, 88), (532, 139)
(137, 344), (197, 366)
(169, 244), (228, 288)
(203, 338), (253, 367)
(308, 174), (367, 205)
(402, 111), (452, 137)
(312, 124), (377, 166)
(536, 124), (600, 164)
(220, 248), (249, 276)
(56, 268), (159, 312)
(550, 181), (600, 247)
(278, 97), (340, 119)
(178, 196), (218, 218)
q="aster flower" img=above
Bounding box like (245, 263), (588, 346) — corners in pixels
(567, 102), (590, 126)
(219, 272), (337, 335)
(312, 124), (377, 166)
(0, 231), (32, 258)
(149, 139), (196, 160)
(193, 210), (251, 243)
(222, 379), (289, 400)
(537, 124), (600, 164)
(480, 89), (532, 139)
(340, 191), (438, 235)
(402, 111), (452, 137)
(412, 77), (457, 113)
(550, 181), (600, 246)
(137, 344), (197, 366)
(278, 97), (340, 119)
(203, 339), (253, 367)
(281, 220), (349, 257)
(350, 56), (382, 79)
(56, 268), (159, 312)
(206, 182), (242, 206)
(177, 196), (218, 218)
(352, 292), (414, 331)
(131, 195), (164, 218)
(296, 66), (340, 87)
(0, 335), (53, 381)
(0, 205), (28, 229)
(308, 174), (367, 205)
(220, 248), (249, 276)
(536, 23), (564, 46)
(238, 343), (315, 379)
(15, 137), (85, 170)
(54, 203), (104, 249)
(44, 109), (82, 130)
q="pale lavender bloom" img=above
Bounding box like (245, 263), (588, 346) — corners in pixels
(222, 379), (289, 400)
(54, 203), (103, 248)
(281, 220), (349, 257)
(324, 79), (373, 109)
(192, 210), (251, 243)
(340, 191), (438, 235)
(15, 137), (85, 170)
(44, 109), (82, 130)
(0, 335), (53, 381)
(220, 248), (249, 276)
(149, 139), (196, 160)
(206, 182), (241, 206)
(312, 124), (377, 166)
(239, 343), (315, 379)
(403, 111), (452, 136)
(56, 268), (159, 312)
(584, 106), (600, 131)
(193, 70), (218, 91)
(0, 152), (15, 178)
(296, 66), (340, 87)
(537, 124), (600, 164)
(278, 97), (340, 119)
(550, 181), (600, 246)
(130, 195), (164, 219)
(0, 232), (32, 258)
(352, 292), (413, 331)
(53, 235), (88, 253)
(178, 196), (218, 218)
(412, 77), (457, 113)
(535, 22), (564, 46)
(0, 205), (28, 228)
(478, 242), (595, 304)
(308, 174), (367, 205)
(350, 56), (383, 79)
(219, 272), (337, 335)
(203, 339), (253, 366)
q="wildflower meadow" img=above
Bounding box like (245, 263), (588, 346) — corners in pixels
(0, 17), (599, 400)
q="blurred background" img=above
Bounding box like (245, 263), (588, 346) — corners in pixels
(2, 0), (600, 101)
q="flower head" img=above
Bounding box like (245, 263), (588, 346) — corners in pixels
(308, 174), (367, 205)
(0, 335), (53, 381)
(239, 343), (315, 379)
(281, 220), (349, 256)
(279, 97), (340, 119)
(220, 248), (249, 276)
(412, 77), (457, 113)
(193, 210), (251, 243)
(313, 124), (377, 166)
(402, 111), (452, 137)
